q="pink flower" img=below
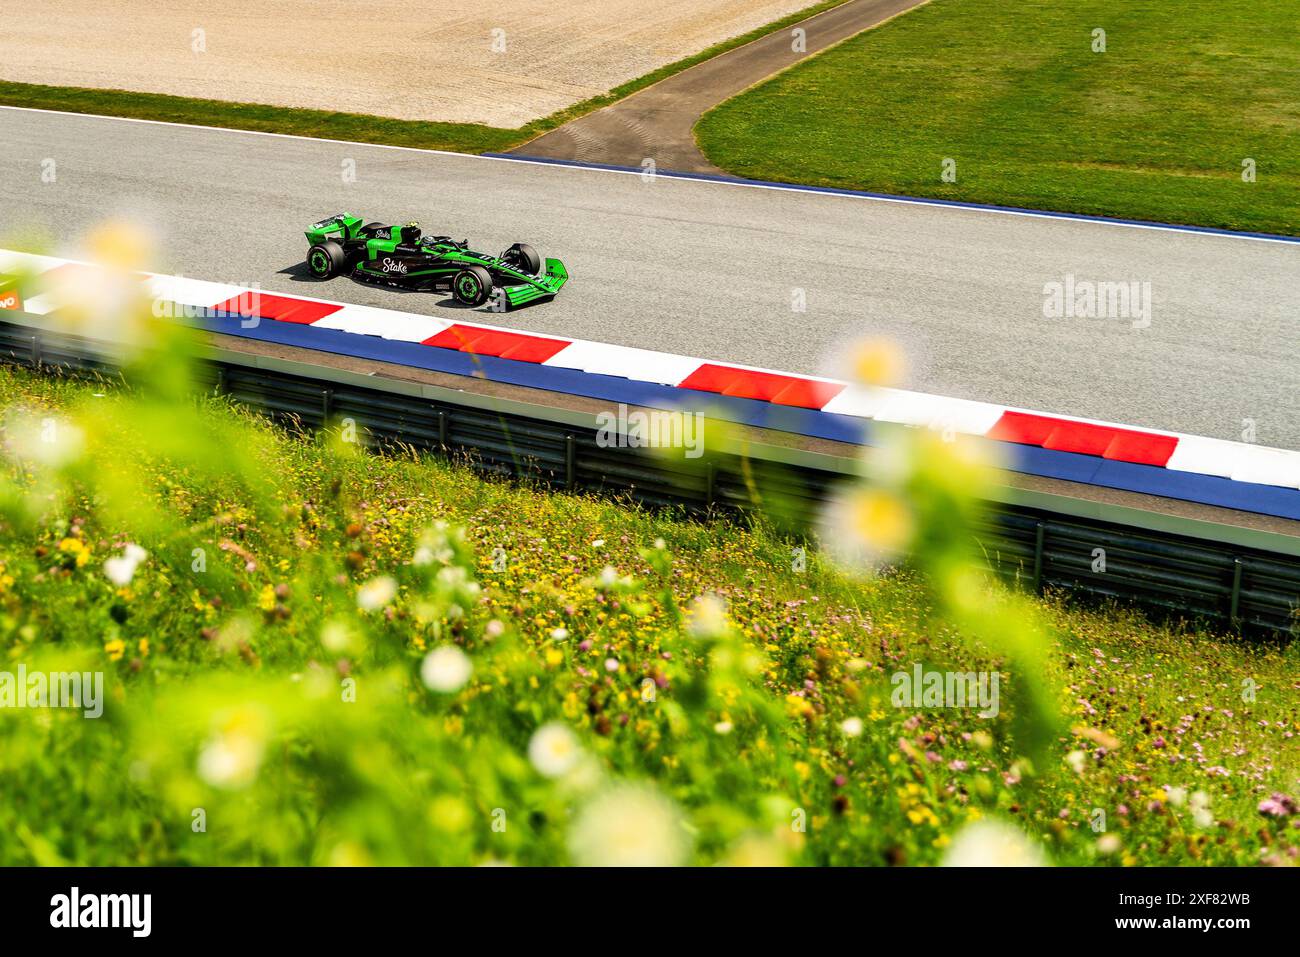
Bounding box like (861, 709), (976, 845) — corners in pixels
(1258, 793), (1297, 818)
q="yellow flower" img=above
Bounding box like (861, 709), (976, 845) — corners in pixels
(104, 638), (125, 661)
(785, 694), (814, 719)
(906, 808), (926, 825)
(58, 537), (91, 567)
(850, 338), (906, 388)
(86, 220), (153, 271)
(137, 638), (150, 657)
(849, 489), (913, 555)
(257, 585), (277, 612)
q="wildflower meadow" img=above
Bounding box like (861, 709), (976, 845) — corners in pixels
(0, 226), (1295, 867)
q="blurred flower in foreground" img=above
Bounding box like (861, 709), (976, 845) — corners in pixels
(44, 221), (155, 347)
(103, 543), (147, 587)
(197, 707), (269, 790)
(421, 645), (472, 693)
(1190, 791), (1214, 828)
(818, 486), (913, 572)
(724, 833), (789, 867)
(356, 576), (397, 612)
(320, 620), (356, 654)
(328, 842), (374, 867)
(4, 412), (85, 468)
(686, 594), (729, 640)
(850, 338), (907, 388)
(85, 220), (153, 271)
(941, 819), (1048, 867)
(569, 785), (690, 867)
(529, 722), (581, 779)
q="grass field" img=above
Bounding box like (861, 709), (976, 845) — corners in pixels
(696, 0), (1300, 235)
(0, 341), (1294, 864)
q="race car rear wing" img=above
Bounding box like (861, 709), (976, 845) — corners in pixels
(305, 213), (364, 245)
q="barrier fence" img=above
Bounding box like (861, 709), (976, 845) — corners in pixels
(0, 314), (1296, 635)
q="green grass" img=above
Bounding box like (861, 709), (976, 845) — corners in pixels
(0, 0), (855, 157)
(0, 359), (1294, 866)
(0, 80), (524, 154)
(696, 0), (1300, 235)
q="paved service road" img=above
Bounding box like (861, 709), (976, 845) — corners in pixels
(513, 0), (929, 173)
(1, 107), (1297, 448)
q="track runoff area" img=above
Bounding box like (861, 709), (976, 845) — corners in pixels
(4, 247), (1300, 529)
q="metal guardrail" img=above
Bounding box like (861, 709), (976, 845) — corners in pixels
(0, 316), (1296, 635)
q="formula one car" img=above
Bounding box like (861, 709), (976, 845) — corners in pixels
(303, 213), (568, 309)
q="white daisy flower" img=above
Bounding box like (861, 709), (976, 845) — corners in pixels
(420, 645), (473, 693)
(356, 576), (397, 611)
(568, 785), (690, 867)
(942, 819), (1048, 867)
(103, 543), (147, 586)
(528, 722), (581, 778)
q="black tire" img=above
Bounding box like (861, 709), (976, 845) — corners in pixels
(452, 265), (494, 307)
(504, 242), (541, 276)
(307, 241), (346, 280)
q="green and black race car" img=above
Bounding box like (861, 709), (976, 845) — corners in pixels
(303, 213), (568, 309)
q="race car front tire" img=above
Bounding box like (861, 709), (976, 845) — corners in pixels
(307, 241), (346, 280)
(452, 265), (494, 307)
(503, 242), (541, 276)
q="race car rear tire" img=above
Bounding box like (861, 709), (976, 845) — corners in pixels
(307, 241), (346, 280)
(503, 242), (541, 276)
(452, 266), (494, 307)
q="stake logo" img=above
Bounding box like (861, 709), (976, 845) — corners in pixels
(380, 258), (408, 274)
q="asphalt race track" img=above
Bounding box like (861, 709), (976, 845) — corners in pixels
(1, 107), (1297, 449)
